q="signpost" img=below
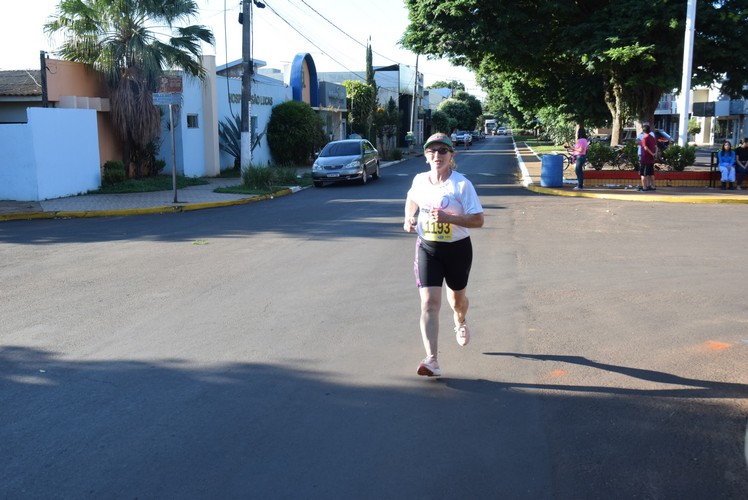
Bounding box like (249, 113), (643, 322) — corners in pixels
(153, 91), (183, 203)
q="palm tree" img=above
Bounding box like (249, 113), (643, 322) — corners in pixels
(45, 0), (214, 177)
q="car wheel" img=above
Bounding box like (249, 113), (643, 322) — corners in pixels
(372, 162), (380, 180)
(313, 181), (324, 188)
(360, 170), (368, 185)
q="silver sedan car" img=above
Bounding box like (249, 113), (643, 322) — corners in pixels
(312, 139), (380, 187)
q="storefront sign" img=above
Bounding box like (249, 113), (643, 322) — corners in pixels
(229, 93), (273, 106)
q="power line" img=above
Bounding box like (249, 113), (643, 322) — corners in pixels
(263, 0), (367, 80)
(296, 0), (400, 66)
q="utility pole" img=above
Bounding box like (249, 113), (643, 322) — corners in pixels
(240, 0), (265, 169)
(678, 0), (697, 147)
(39, 51), (48, 108)
(410, 55), (419, 140)
(240, 0), (252, 170)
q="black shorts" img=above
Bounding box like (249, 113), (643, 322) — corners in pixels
(414, 237), (473, 290)
(639, 162), (655, 176)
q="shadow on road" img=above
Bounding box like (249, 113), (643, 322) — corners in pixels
(483, 352), (748, 399)
(2, 346), (746, 498)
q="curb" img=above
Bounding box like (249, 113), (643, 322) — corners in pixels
(514, 139), (748, 204)
(524, 183), (748, 204)
(0, 156), (415, 222)
(0, 187), (299, 222)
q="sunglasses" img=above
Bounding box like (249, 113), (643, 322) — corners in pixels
(425, 147), (452, 155)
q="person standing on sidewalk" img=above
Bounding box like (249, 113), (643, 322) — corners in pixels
(403, 132), (484, 377)
(572, 128), (589, 190)
(638, 124), (658, 191)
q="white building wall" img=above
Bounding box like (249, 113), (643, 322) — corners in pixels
(181, 77), (207, 177)
(215, 74), (291, 168)
(0, 108), (100, 201)
(0, 123), (37, 200)
(201, 56), (220, 177)
(32, 108), (101, 200)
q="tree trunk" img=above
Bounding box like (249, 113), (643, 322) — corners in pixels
(634, 85), (662, 128)
(122, 142), (132, 179)
(605, 78), (625, 146)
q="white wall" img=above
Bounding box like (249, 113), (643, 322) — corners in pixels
(158, 70), (291, 175)
(182, 77), (207, 177)
(215, 74), (291, 168)
(0, 108), (101, 201)
(0, 124), (37, 200)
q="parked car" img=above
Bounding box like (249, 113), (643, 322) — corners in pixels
(654, 129), (673, 151)
(497, 127), (508, 135)
(472, 130), (485, 141)
(312, 139), (380, 187)
(621, 128), (673, 150)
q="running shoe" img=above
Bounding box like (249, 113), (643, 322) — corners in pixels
(417, 357), (441, 377)
(455, 322), (471, 346)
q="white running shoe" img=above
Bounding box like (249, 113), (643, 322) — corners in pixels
(455, 323), (471, 346)
(417, 357), (441, 377)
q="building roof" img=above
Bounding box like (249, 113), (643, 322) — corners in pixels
(0, 70), (43, 97)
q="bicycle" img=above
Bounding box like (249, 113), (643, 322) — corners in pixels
(613, 145), (637, 170)
(560, 146), (576, 170)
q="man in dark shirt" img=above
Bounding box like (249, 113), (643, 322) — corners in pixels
(638, 124), (658, 192)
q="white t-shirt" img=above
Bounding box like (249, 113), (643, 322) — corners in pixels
(407, 170), (483, 242)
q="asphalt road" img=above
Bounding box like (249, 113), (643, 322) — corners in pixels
(1, 136), (747, 499)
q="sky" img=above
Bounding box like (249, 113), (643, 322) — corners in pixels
(0, 0), (484, 98)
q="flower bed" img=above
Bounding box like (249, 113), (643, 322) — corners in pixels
(579, 169), (722, 188)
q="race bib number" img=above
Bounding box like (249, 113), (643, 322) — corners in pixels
(423, 221), (452, 241)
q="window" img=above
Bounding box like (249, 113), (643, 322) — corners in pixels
(187, 114), (199, 128)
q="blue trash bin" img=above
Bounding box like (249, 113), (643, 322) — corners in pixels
(540, 155), (564, 187)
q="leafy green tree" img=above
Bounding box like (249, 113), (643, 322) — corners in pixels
(438, 99), (472, 130)
(452, 90), (483, 129)
(266, 101), (327, 165)
(430, 110), (451, 134)
(343, 80), (376, 137)
(402, 0), (748, 145)
(45, 0), (214, 177)
(427, 80), (465, 93)
(372, 97), (400, 156)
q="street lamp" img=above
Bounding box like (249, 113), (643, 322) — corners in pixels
(240, 0), (265, 169)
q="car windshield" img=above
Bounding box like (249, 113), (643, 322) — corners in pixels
(321, 142), (361, 157)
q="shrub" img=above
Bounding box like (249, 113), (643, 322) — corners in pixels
(242, 164), (300, 191)
(218, 113), (241, 169)
(619, 141), (640, 169)
(586, 142), (616, 170)
(663, 144), (696, 172)
(386, 149), (403, 161)
(102, 160), (126, 186)
(687, 118), (701, 137)
(267, 101), (328, 165)
(242, 165), (273, 190)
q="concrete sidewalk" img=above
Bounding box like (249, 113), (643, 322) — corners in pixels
(0, 159), (407, 221)
(0, 177), (283, 221)
(514, 141), (748, 204)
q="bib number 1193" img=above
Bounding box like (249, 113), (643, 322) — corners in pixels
(423, 221), (452, 241)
